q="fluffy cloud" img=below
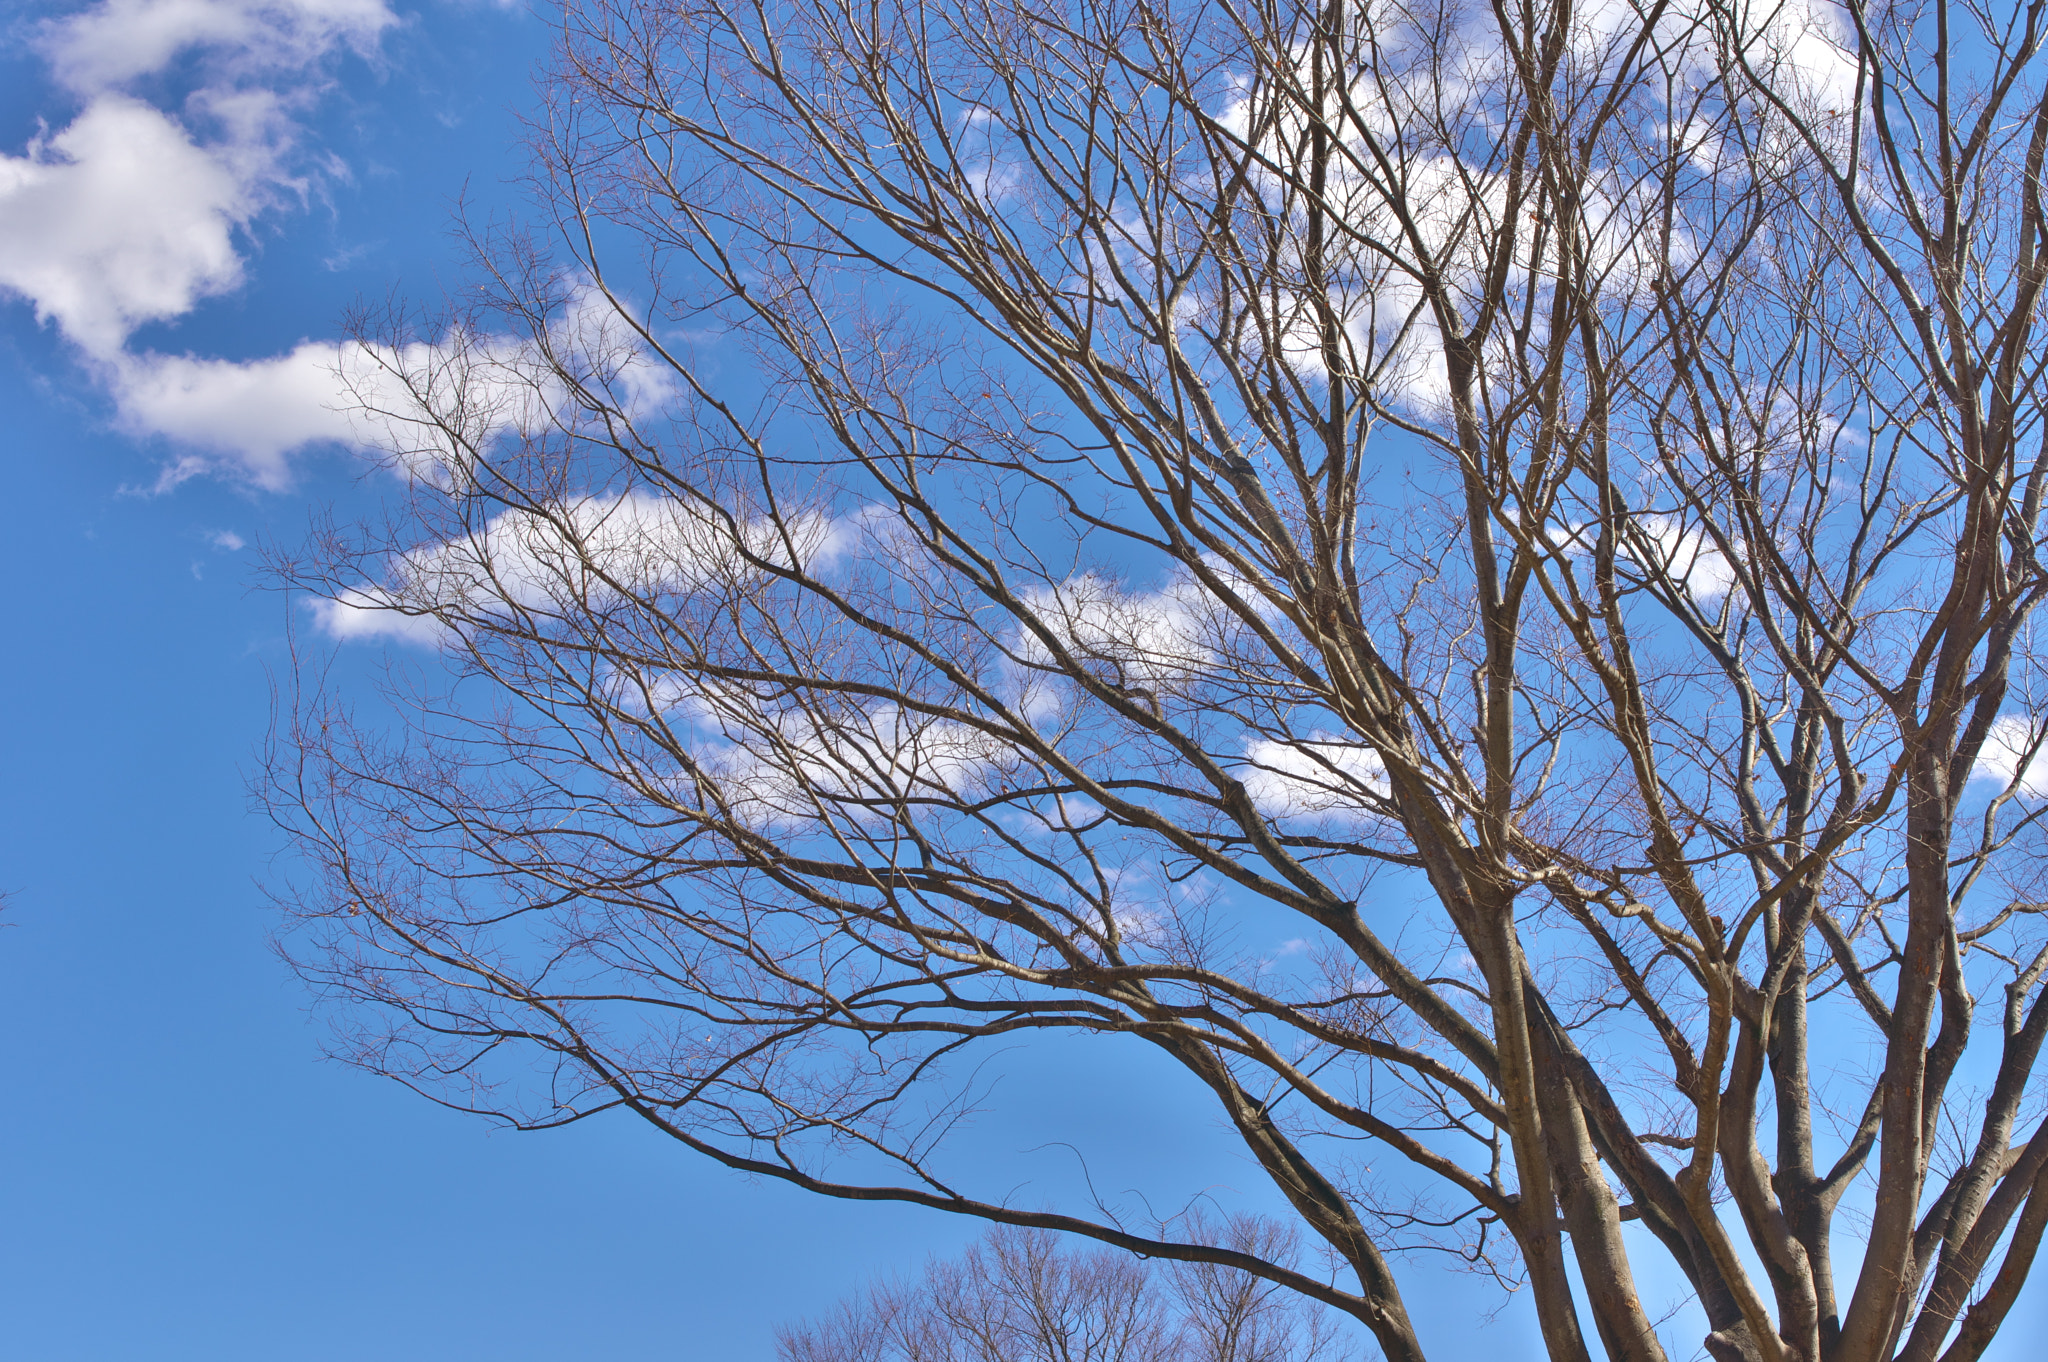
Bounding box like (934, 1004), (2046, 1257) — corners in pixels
(108, 331), (555, 489)
(108, 342), (362, 488)
(1017, 563), (1266, 703)
(1, 0), (403, 481)
(2, 0), (398, 359)
(0, 97), (255, 358)
(1199, 0), (1857, 412)
(107, 282), (682, 487)
(312, 492), (1001, 832)
(1024, 572), (1214, 684)
(104, 272), (683, 487)
(1545, 512), (1740, 605)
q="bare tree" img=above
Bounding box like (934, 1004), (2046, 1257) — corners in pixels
(778, 1220), (1352, 1362)
(268, 1), (2048, 1360)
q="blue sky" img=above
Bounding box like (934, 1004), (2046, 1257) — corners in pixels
(2, 2), (2046, 1360)
(0, 2), (1004, 1356)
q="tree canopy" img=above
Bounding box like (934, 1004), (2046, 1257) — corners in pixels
(271, 1), (2048, 1360)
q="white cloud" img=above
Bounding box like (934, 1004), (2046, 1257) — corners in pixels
(39, 0), (396, 97)
(1546, 512), (1740, 604)
(207, 529), (248, 551)
(1020, 569), (1229, 694)
(311, 495), (997, 831)
(2, 0), (399, 359)
(312, 584), (450, 647)
(1974, 715), (2048, 798)
(1240, 736), (1388, 822)
(678, 690), (1010, 831)
(1628, 514), (1737, 602)
(1, 0), (406, 483)
(312, 492), (842, 646)
(106, 283), (678, 488)
(0, 97), (255, 358)
(1723, 0), (1860, 117)
(1207, 90), (1671, 414)
(1000, 557), (1284, 722)
(109, 342), (363, 488)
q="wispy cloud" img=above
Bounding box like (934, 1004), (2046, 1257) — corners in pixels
(38, 0), (395, 96)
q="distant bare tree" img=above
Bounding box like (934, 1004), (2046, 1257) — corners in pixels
(778, 1221), (1352, 1362)
(269, 0), (2048, 1360)
(782, 1212), (1359, 1351)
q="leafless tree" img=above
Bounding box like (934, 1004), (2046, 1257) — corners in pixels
(269, 1), (2048, 1360)
(779, 1220), (1352, 1362)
